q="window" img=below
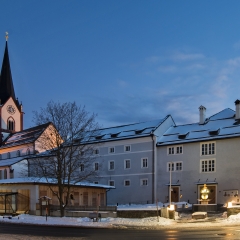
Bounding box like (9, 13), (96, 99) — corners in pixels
(26, 149), (30, 155)
(80, 164), (84, 172)
(0, 154), (2, 160)
(16, 150), (20, 157)
(176, 146), (183, 154)
(7, 118), (15, 131)
(168, 147), (174, 155)
(124, 159), (131, 169)
(94, 181), (99, 184)
(124, 180), (130, 186)
(168, 145), (183, 155)
(94, 149), (99, 155)
(176, 162), (182, 171)
(109, 161), (115, 170)
(141, 179), (148, 186)
(109, 180), (115, 186)
(80, 151), (84, 156)
(201, 142), (215, 155)
(125, 145), (131, 152)
(167, 162), (183, 171)
(168, 162), (174, 172)
(7, 152), (10, 159)
(94, 163), (99, 171)
(141, 158), (148, 168)
(201, 159), (215, 172)
(109, 147), (115, 154)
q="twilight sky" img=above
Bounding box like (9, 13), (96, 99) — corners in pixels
(1, 0), (240, 129)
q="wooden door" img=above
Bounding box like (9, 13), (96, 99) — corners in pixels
(171, 187), (179, 202)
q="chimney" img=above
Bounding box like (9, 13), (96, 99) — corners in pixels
(199, 105), (206, 124)
(235, 99), (240, 120)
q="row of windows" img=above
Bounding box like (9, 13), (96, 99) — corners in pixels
(108, 178), (148, 187)
(167, 142), (216, 156)
(80, 158), (148, 172)
(167, 159), (215, 173)
(0, 149), (31, 159)
(108, 145), (131, 154)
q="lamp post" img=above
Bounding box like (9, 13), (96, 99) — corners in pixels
(169, 162), (172, 207)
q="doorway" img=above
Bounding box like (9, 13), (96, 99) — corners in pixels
(169, 186), (180, 202)
(198, 185), (217, 204)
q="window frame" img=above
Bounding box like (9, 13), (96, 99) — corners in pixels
(167, 161), (183, 172)
(167, 145), (183, 155)
(124, 145), (131, 152)
(141, 158), (148, 168)
(108, 160), (115, 171)
(94, 162), (99, 171)
(108, 147), (115, 154)
(109, 180), (115, 186)
(140, 178), (148, 186)
(124, 179), (131, 186)
(200, 159), (216, 173)
(200, 142), (216, 156)
(124, 159), (131, 169)
(80, 164), (84, 172)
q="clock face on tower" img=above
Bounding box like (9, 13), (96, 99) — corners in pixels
(7, 105), (16, 115)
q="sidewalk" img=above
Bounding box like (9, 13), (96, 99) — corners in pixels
(0, 211), (239, 229)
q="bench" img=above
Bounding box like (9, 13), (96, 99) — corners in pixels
(89, 212), (101, 222)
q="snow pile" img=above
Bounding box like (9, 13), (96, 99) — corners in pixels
(226, 212), (240, 223)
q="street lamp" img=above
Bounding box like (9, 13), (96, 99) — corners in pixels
(168, 162), (174, 210)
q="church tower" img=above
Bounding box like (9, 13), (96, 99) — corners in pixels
(0, 33), (23, 140)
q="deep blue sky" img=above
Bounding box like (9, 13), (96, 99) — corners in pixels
(1, 0), (240, 128)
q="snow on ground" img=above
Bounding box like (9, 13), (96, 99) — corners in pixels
(0, 202), (240, 229)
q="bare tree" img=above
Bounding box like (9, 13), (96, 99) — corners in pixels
(30, 101), (100, 217)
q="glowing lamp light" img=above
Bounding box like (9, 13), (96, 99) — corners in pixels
(168, 204), (175, 210)
(228, 202), (233, 208)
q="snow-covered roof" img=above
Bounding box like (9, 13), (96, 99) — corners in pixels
(0, 122), (52, 149)
(0, 177), (115, 189)
(81, 117), (171, 143)
(157, 108), (240, 145)
(0, 157), (25, 167)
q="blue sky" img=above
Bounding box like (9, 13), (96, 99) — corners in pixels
(1, 0), (240, 128)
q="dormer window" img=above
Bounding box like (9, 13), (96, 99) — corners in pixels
(7, 117), (15, 131)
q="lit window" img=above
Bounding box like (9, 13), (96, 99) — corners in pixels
(109, 147), (115, 154)
(124, 180), (130, 186)
(109, 161), (115, 170)
(124, 159), (130, 169)
(201, 159), (215, 172)
(201, 142), (215, 155)
(142, 158), (148, 168)
(125, 145), (131, 152)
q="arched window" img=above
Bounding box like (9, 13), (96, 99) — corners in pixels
(26, 149), (30, 155)
(7, 117), (15, 131)
(7, 152), (10, 159)
(16, 150), (20, 157)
